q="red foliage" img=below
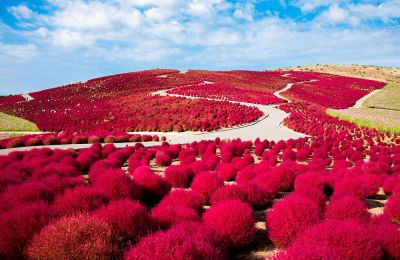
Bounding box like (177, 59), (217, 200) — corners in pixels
(93, 169), (140, 201)
(155, 151), (172, 167)
(156, 189), (204, 212)
(94, 199), (154, 244)
(52, 186), (109, 216)
(131, 165), (171, 205)
(325, 196), (370, 222)
(369, 223), (400, 259)
(216, 163), (237, 181)
(150, 204), (200, 229)
(125, 222), (226, 260)
(27, 214), (118, 259)
(274, 243), (346, 260)
(190, 171), (224, 203)
(266, 194), (321, 247)
(164, 164), (193, 188)
(239, 182), (272, 209)
(293, 220), (383, 260)
(210, 184), (248, 205)
(383, 194), (400, 226)
(203, 199), (256, 248)
(0, 202), (55, 259)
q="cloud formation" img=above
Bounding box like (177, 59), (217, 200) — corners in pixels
(0, 0), (399, 94)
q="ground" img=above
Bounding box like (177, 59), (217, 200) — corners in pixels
(0, 112), (39, 132)
(282, 64), (400, 134)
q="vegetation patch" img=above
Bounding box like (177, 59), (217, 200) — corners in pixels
(0, 112), (39, 132)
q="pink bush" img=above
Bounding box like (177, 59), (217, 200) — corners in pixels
(369, 223), (400, 259)
(0, 202), (55, 259)
(216, 163), (237, 181)
(27, 214), (118, 259)
(164, 164), (193, 188)
(156, 189), (204, 212)
(52, 186), (109, 216)
(251, 171), (281, 198)
(155, 151), (172, 167)
(94, 199), (154, 244)
(210, 184), (247, 205)
(239, 182), (272, 209)
(293, 220), (383, 260)
(274, 243), (345, 260)
(383, 194), (400, 226)
(190, 171), (224, 203)
(266, 194), (321, 247)
(325, 196), (370, 222)
(150, 204), (200, 229)
(132, 165), (171, 205)
(203, 199), (256, 248)
(332, 175), (380, 200)
(125, 223), (225, 260)
(93, 169), (140, 201)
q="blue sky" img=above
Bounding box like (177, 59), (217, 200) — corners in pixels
(0, 0), (399, 95)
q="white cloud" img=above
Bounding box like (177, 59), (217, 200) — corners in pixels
(0, 43), (38, 59)
(348, 1), (400, 22)
(293, 0), (346, 12)
(317, 4), (359, 25)
(8, 4), (34, 20)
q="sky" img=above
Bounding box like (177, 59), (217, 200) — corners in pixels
(0, 0), (399, 95)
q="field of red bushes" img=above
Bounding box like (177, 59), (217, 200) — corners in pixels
(1, 69), (398, 259)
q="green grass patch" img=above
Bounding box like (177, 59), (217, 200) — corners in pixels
(0, 112), (39, 131)
(364, 82), (400, 111)
(327, 108), (400, 134)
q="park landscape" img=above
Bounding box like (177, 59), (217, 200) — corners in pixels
(0, 65), (400, 259)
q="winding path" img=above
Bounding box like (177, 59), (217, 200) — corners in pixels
(0, 82), (308, 155)
(21, 94), (34, 101)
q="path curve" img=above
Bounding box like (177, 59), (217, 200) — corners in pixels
(0, 82), (309, 155)
(21, 94), (34, 101)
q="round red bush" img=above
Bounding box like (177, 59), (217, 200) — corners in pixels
(274, 242), (346, 260)
(383, 194), (400, 226)
(216, 163), (237, 181)
(164, 164), (193, 188)
(94, 199), (153, 244)
(157, 189), (204, 212)
(155, 151), (172, 167)
(125, 225), (224, 260)
(27, 214), (118, 259)
(210, 184), (247, 205)
(325, 196), (370, 222)
(293, 220), (383, 260)
(190, 171), (224, 203)
(132, 165), (171, 205)
(0, 202), (55, 259)
(52, 186), (109, 216)
(150, 204), (200, 229)
(203, 199), (256, 248)
(239, 182), (272, 209)
(266, 194), (321, 247)
(93, 169), (140, 200)
(369, 223), (400, 259)
(251, 171), (281, 198)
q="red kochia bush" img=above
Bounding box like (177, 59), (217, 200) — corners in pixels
(203, 199), (256, 248)
(266, 194), (321, 247)
(52, 186), (109, 216)
(164, 164), (193, 188)
(274, 243), (346, 260)
(190, 171), (224, 203)
(94, 200), (154, 244)
(239, 182), (272, 209)
(293, 220), (383, 260)
(216, 163), (237, 181)
(157, 189), (204, 212)
(27, 214), (118, 259)
(132, 165), (171, 205)
(210, 184), (247, 205)
(0, 202), (55, 259)
(93, 169), (140, 201)
(325, 196), (370, 222)
(383, 194), (400, 226)
(125, 222), (225, 260)
(251, 171), (281, 198)
(332, 175), (380, 200)
(150, 204), (200, 229)
(369, 223), (400, 259)
(155, 151), (172, 167)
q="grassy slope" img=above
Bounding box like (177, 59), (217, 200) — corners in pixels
(0, 112), (39, 131)
(281, 64), (400, 134)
